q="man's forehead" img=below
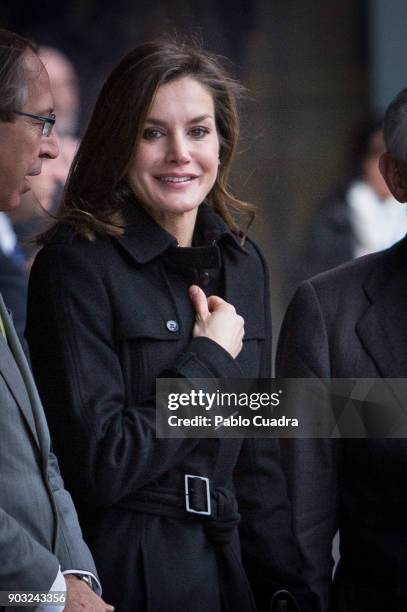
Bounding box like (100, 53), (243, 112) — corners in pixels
(22, 50), (54, 113)
(22, 49), (45, 79)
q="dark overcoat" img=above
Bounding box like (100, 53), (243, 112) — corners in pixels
(27, 203), (314, 612)
(277, 235), (407, 612)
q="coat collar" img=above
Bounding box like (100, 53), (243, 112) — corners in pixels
(356, 235), (407, 378)
(115, 201), (248, 265)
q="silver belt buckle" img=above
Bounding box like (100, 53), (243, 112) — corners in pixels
(185, 474), (211, 516)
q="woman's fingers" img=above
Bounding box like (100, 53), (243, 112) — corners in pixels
(190, 289), (245, 358)
(207, 294), (227, 312)
(189, 285), (209, 320)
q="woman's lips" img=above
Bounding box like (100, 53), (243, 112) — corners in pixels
(160, 177), (191, 183)
(155, 174), (198, 186)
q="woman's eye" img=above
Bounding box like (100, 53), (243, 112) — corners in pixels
(189, 126), (210, 139)
(143, 128), (164, 140)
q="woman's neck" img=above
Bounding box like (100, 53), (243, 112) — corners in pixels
(150, 207), (198, 247)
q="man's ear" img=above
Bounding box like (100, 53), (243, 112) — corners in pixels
(379, 152), (407, 202)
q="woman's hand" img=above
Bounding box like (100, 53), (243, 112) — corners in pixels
(189, 285), (244, 358)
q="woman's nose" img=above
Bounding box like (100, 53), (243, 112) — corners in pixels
(165, 134), (191, 164)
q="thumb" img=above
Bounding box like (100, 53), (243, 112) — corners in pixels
(189, 285), (209, 320)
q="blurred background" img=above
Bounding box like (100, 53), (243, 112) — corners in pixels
(2, 0), (407, 349)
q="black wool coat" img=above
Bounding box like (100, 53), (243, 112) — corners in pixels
(277, 235), (407, 612)
(26, 203), (314, 612)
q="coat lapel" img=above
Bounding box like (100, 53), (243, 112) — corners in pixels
(0, 295), (46, 452)
(356, 238), (407, 408)
(356, 279), (407, 377)
(356, 239), (407, 378)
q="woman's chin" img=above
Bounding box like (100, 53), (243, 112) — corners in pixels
(148, 200), (201, 217)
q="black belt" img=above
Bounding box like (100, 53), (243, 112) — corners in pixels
(117, 474), (257, 611)
(117, 474), (240, 546)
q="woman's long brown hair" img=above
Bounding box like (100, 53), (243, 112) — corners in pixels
(40, 38), (255, 242)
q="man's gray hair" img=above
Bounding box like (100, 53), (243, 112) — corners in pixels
(0, 29), (37, 122)
(383, 87), (407, 162)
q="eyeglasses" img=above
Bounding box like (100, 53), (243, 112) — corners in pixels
(14, 111), (56, 137)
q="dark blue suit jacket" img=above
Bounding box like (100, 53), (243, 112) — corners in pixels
(277, 235), (407, 612)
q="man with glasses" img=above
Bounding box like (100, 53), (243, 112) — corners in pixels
(13, 110), (56, 136)
(0, 28), (113, 612)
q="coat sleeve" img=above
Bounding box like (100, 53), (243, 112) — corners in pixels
(276, 280), (339, 612)
(26, 243), (243, 507)
(234, 248), (318, 611)
(0, 506), (59, 595)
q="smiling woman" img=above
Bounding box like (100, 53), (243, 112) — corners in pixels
(26, 40), (316, 612)
(35, 40), (255, 242)
(126, 76), (220, 246)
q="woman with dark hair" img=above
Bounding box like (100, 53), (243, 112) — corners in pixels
(26, 41), (315, 612)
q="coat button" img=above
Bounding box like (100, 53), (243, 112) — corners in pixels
(166, 320), (179, 332)
(199, 270), (210, 286)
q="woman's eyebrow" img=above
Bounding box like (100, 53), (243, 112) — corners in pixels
(145, 114), (214, 126)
